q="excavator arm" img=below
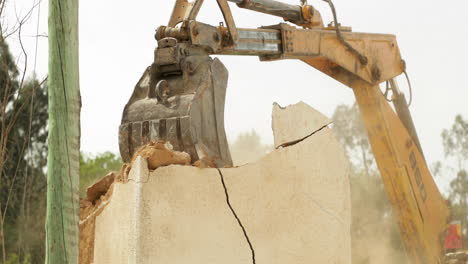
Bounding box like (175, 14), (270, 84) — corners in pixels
(120, 0), (459, 262)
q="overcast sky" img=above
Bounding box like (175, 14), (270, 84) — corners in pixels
(7, 0), (468, 191)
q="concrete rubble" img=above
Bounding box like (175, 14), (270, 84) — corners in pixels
(80, 102), (351, 264)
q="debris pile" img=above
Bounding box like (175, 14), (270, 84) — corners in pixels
(130, 140), (191, 170)
(79, 140), (194, 264)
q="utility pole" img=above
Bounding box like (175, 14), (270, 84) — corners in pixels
(46, 0), (80, 263)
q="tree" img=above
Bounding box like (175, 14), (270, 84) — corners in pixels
(442, 115), (468, 246)
(449, 170), (468, 246)
(0, 1), (49, 263)
(332, 104), (375, 176)
(0, 39), (48, 263)
(442, 115), (468, 172)
(332, 103), (406, 264)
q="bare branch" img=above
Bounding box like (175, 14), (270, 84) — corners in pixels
(0, 0), (8, 36)
(2, 75), (47, 222)
(14, 0), (41, 27)
(0, 1), (45, 261)
(14, 1), (42, 89)
(17, 22), (27, 90)
(2, 21), (21, 40)
(26, 33), (47, 38)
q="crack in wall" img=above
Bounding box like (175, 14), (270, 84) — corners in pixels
(305, 194), (345, 226)
(216, 168), (256, 264)
(276, 122), (332, 149)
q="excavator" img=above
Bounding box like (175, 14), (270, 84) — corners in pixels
(118, 0), (467, 263)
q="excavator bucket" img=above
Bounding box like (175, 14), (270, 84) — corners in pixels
(119, 37), (232, 167)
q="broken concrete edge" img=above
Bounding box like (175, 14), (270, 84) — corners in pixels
(87, 125), (350, 264)
(82, 120), (339, 198)
(79, 123), (337, 224)
(272, 101), (332, 149)
(80, 178), (116, 224)
(79, 101), (345, 227)
(79, 156), (209, 225)
(80, 140), (209, 217)
(119, 140), (218, 181)
(80, 175), (117, 264)
(80, 104), (341, 224)
(82, 102), (352, 264)
(86, 172), (116, 203)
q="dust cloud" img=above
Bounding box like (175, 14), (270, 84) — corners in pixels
(350, 172), (407, 264)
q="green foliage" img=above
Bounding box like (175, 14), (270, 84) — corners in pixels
(80, 152), (122, 197)
(3, 253), (31, 264)
(0, 40), (19, 94)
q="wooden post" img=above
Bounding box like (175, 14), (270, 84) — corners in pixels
(46, 0), (80, 263)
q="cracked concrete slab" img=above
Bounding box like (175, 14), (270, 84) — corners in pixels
(93, 157), (252, 264)
(272, 101), (332, 148)
(84, 102), (350, 264)
(220, 127), (350, 264)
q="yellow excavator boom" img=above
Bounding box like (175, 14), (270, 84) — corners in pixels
(121, 0), (462, 262)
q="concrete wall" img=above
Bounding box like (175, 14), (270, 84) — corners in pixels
(82, 102), (351, 264)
